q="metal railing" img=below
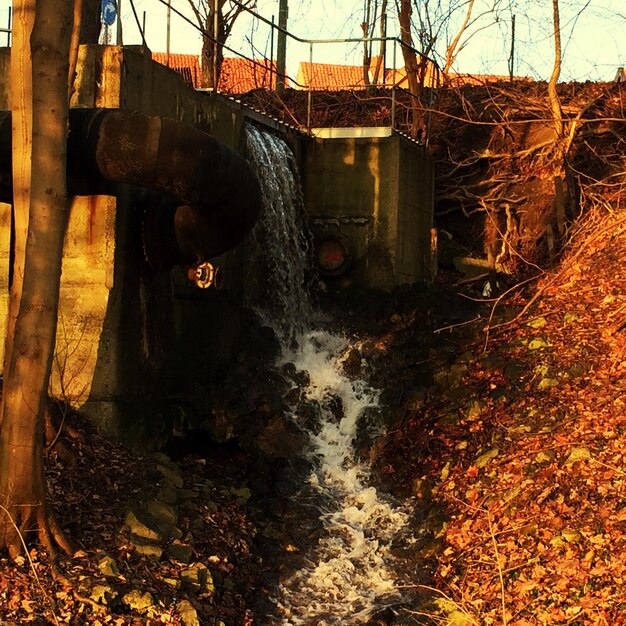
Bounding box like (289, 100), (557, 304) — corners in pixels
(0, 0), (440, 140)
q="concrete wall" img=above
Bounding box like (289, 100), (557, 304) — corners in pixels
(304, 129), (434, 290)
(0, 45), (260, 445)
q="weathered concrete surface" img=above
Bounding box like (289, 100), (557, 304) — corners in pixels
(304, 130), (434, 290)
(0, 45), (259, 444)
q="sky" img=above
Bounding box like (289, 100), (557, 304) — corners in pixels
(0, 0), (623, 82)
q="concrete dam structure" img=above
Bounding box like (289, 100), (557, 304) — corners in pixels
(0, 45), (434, 445)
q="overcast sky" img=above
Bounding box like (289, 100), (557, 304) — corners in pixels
(0, 0), (623, 82)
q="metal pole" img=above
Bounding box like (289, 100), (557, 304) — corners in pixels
(142, 10), (146, 43)
(306, 42), (313, 131)
(391, 40), (397, 129)
(213, 0), (219, 89)
(7, 7), (11, 47)
(276, 0), (288, 94)
(166, 0), (171, 66)
(116, 0), (123, 45)
(509, 14), (516, 82)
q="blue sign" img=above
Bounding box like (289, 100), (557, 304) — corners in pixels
(102, 0), (117, 26)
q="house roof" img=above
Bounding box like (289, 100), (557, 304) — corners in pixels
(151, 52), (201, 89)
(295, 59), (441, 91)
(151, 53), (276, 93)
(219, 57), (276, 93)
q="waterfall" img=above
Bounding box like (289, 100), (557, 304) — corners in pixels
(245, 124), (413, 625)
(244, 124), (315, 342)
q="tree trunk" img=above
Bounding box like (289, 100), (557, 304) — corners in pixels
(0, 0), (74, 558)
(548, 0), (563, 139)
(200, 0), (226, 89)
(398, 0), (424, 140)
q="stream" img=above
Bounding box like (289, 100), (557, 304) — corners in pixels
(245, 124), (418, 625)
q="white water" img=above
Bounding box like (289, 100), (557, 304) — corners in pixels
(245, 124), (412, 625)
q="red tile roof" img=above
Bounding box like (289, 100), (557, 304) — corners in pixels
(296, 59), (441, 91)
(296, 62), (367, 90)
(151, 52), (201, 88)
(218, 57), (276, 93)
(151, 53), (276, 93)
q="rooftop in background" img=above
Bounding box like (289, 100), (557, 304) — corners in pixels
(151, 53), (276, 92)
(152, 52), (528, 96)
(295, 59), (441, 91)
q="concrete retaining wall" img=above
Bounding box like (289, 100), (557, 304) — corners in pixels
(304, 129), (434, 290)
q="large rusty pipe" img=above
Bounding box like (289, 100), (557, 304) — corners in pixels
(0, 109), (262, 270)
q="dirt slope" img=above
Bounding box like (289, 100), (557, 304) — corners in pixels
(375, 207), (626, 624)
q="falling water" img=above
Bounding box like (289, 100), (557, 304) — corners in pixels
(244, 124), (315, 342)
(245, 124), (413, 625)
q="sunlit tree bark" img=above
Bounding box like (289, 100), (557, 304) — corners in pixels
(398, 0), (425, 139)
(0, 0), (74, 558)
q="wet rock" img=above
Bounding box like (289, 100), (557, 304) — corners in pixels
(354, 405), (384, 452)
(282, 362), (310, 387)
(321, 392), (344, 423)
(294, 398), (322, 434)
(257, 414), (307, 459)
(341, 347), (363, 377)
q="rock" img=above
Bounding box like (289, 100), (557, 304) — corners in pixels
(125, 509), (164, 542)
(146, 500), (178, 527)
(156, 463), (184, 489)
(177, 488), (199, 500)
(97, 555), (121, 578)
(180, 563), (215, 595)
(256, 414), (307, 459)
(167, 541), (194, 563)
(133, 541), (164, 559)
(122, 589), (154, 612)
(157, 485), (178, 504)
(151, 452), (173, 465)
(503, 360), (526, 381)
(230, 486), (252, 503)
(90, 584), (118, 605)
(177, 599), (200, 626)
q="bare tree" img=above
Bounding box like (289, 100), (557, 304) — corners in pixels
(0, 0), (75, 558)
(398, 0), (426, 139)
(362, 0), (388, 89)
(186, 0), (256, 89)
